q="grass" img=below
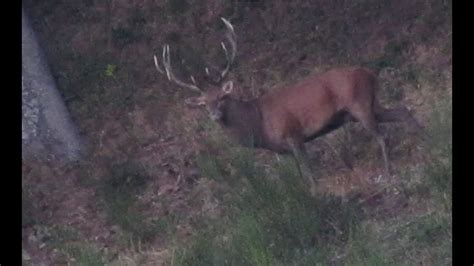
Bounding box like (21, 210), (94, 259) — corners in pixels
(169, 90), (452, 265)
(54, 52), (122, 122)
(40, 225), (105, 265)
(22, 186), (38, 227)
(98, 160), (158, 243)
(344, 227), (395, 266)
(344, 95), (452, 265)
(423, 96), (452, 209)
(171, 148), (365, 265)
(60, 242), (104, 266)
(112, 26), (144, 48)
(362, 212), (451, 265)
(168, 0), (190, 14)
(23, 87), (451, 265)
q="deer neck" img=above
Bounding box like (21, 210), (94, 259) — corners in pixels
(219, 98), (264, 147)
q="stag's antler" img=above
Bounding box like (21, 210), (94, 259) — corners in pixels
(154, 17), (237, 90)
(208, 17), (237, 83)
(154, 45), (203, 93)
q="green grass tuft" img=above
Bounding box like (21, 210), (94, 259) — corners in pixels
(62, 243), (104, 266)
(424, 97), (452, 209)
(98, 160), (157, 242)
(172, 147), (364, 265)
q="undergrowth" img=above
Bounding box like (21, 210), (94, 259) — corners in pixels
(98, 160), (158, 243)
(173, 149), (365, 265)
(423, 97), (452, 210)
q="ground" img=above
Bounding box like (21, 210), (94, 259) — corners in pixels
(22, 0), (451, 265)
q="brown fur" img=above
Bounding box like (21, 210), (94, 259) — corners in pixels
(194, 67), (423, 180)
(236, 67), (380, 153)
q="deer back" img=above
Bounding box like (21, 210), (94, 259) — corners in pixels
(256, 67), (378, 152)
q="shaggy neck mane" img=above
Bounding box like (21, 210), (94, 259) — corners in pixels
(219, 98), (264, 147)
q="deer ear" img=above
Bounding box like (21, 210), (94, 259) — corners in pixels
(222, 81), (233, 94)
(185, 96), (206, 106)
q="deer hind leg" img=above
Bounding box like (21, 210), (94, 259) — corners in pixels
(339, 124), (355, 170)
(287, 139), (317, 197)
(349, 105), (391, 177)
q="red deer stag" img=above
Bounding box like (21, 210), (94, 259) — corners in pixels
(153, 18), (423, 196)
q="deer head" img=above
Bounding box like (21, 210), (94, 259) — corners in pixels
(153, 17), (237, 121)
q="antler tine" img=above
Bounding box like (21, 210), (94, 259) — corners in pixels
(153, 44), (203, 94)
(153, 55), (165, 74)
(204, 17), (237, 84)
(163, 45), (172, 81)
(218, 17), (237, 79)
(155, 18), (236, 89)
(152, 45), (170, 76)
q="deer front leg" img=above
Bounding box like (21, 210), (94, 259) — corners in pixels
(287, 139), (317, 197)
